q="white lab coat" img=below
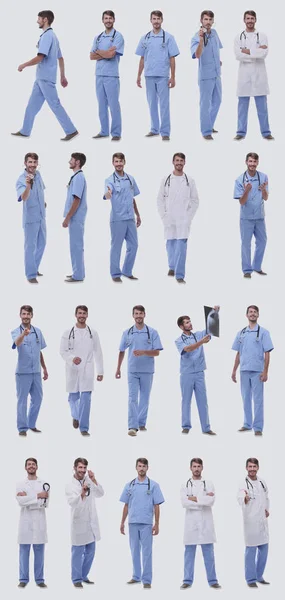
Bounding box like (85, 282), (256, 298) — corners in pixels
(234, 31), (269, 96)
(157, 173), (199, 240)
(16, 478), (49, 544)
(237, 477), (269, 546)
(60, 326), (104, 393)
(181, 479), (216, 545)
(66, 476), (104, 546)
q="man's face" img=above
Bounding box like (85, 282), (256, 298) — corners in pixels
(25, 460), (38, 476)
(151, 15), (163, 30)
(133, 310), (145, 326)
(136, 462), (148, 477)
(201, 15), (214, 30)
(246, 462), (259, 479)
(37, 16), (46, 29)
(25, 157), (38, 174)
(244, 14), (256, 30)
(103, 14), (115, 30)
(180, 318), (192, 333)
(113, 158), (125, 172)
(74, 462), (87, 480)
(190, 462), (203, 478)
(69, 157), (80, 170)
(20, 310), (33, 326)
(246, 157), (259, 172)
(76, 309), (88, 325)
(173, 157), (185, 171)
(246, 307), (259, 323)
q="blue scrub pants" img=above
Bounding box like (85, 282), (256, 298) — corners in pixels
(245, 544), (268, 584)
(69, 220), (85, 280)
(145, 76), (170, 137)
(19, 544), (45, 584)
(240, 219), (267, 274)
(16, 373), (43, 432)
(184, 544), (218, 586)
(240, 371), (264, 432)
(128, 372), (153, 430)
(96, 76), (121, 137)
(110, 219), (138, 278)
(68, 391), (92, 432)
(71, 541), (96, 583)
(237, 96), (271, 137)
(24, 219), (46, 280)
(166, 239), (187, 279)
(129, 524), (153, 584)
(20, 80), (76, 136)
(180, 371), (211, 432)
(199, 77), (222, 136)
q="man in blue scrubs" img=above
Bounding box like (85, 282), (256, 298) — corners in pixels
(116, 305), (163, 436)
(136, 10), (180, 140)
(234, 153), (269, 279)
(120, 457), (165, 589)
(16, 153), (46, 284)
(175, 310), (219, 435)
(90, 10), (124, 141)
(63, 153), (87, 283)
(12, 10), (78, 141)
(104, 153), (141, 282)
(11, 305), (48, 437)
(191, 10), (223, 140)
(232, 305), (274, 436)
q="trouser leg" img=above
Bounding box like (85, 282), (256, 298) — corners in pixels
(68, 392), (80, 420)
(128, 373), (140, 430)
(183, 545), (197, 585)
(252, 220), (267, 272)
(82, 541), (96, 580)
(240, 371), (253, 429)
(140, 525), (153, 585)
(210, 77), (222, 129)
(194, 372), (211, 433)
(254, 95), (271, 137)
(19, 544), (31, 583)
(157, 77), (170, 137)
(79, 391), (92, 432)
(24, 222), (41, 280)
(28, 373), (43, 429)
(245, 546), (257, 584)
(20, 81), (45, 135)
(129, 524), (141, 582)
(145, 77), (159, 134)
(251, 372), (264, 432)
(39, 80), (77, 135)
(256, 544), (269, 582)
(166, 239), (175, 270)
(180, 373), (194, 430)
(35, 219), (47, 273)
(33, 544), (45, 584)
(121, 220), (138, 277)
(96, 76), (109, 136)
(237, 96), (250, 136)
(174, 239), (187, 280)
(201, 543), (218, 586)
(199, 78), (215, 136)
(138, 374), (153, 427)
(71, 545), (84, 583)
(16, 374), (32, 432)
(104, 77), (122, 137)
(110, 220), (127, 278)
(240, 219), (254, 274)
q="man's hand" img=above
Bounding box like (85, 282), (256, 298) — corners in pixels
(133, 350), (145, 356)
(265, 509), (269, 518)
(43, 368), (48, 381)
(244, 492), (250, 504)
(97, 375), (103, 382)
(105, 186), (112, 200)
(206, 492), (214, 497)
(188, 496), (197, 502)
(62, 217), (70, 228)
(18, 64), (26, 72)
(115, 369), (121, 379)
(37, 491), (48, 499)
(213, 305), (220, 312)
(136, 215), (141, 228)
(23, 328), (30, 337)
(137, 77), (142, 88)
(202, 335), (211, 344)
(73, 357), (82, 365)
(259, 45), (267, 49)
(88, 470), (96, 481)
(168, 77), (175, 88)
(152, 524), (159, 535)
(260, 371), (268, 382)
(81, 485), (89, 498)
(241, 48), (250, 54)
(231, 371), (237, 383)
(120, 523), (125, 535)
(199, 28), (204, 38)
(25, 174), (34, 186)
(259, 181), (268, 192)
(244, 182), (252, 192)
(61, 76), (68, 88)
(17, 491), (27, 496)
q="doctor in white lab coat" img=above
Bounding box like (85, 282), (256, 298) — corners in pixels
(180, 458), (221, 589)
(16, 457), (49, 588)
(60, 305), (103, 436)
(157, 152), (199, 284)
(237, 457), (270, 588)
(65, 457), (104, 588)
(234, 10), (273, 140)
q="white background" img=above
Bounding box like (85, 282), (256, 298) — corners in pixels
(0, 0), (283, 596)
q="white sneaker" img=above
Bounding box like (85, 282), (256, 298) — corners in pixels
(128, 429), (137, 437)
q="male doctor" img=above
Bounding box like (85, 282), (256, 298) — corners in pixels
(16, 153), (46, 284)
(157, 152), (199, 283)
(90, 10), (124, 140)
(66, 457), (104, 588)
(234, 152), (268, 278)
(136, 10), (180, 140)
(237, 458), (270, 587)
(63, 153), (87, 283)
(16, 457), (49, 588)
(116, 305), (163, 436)
(120, 457), (165, 589)
(11, 305), (48, 436)
(12, 10), (78, 141)
(234, 10), (274, 140)
(191, 10), (223, 140)
(60, 305), (103, 436)
(232, 305), (274, 435)
(180, 458), (221, 589)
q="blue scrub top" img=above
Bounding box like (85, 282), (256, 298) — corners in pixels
(234, 171), (268, 220)
(175, 330), (207, 374)
(104, 172), (140, 222)
(119, 325), (163, 373)
(91, 29), (124, 77)
(191, 29), (222, 82)
(120, 478), (165, 524)
(64, 170), (87, 223)
(136, 30), (180, 77)
(36, 28), (62, 83)
(16, 170), (46, 226)
(232, 325), (273, 372)
(11, 326), (46, 374)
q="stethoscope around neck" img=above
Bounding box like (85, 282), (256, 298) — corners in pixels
(245, 477), (266, 499)
(240, 30), (260, 44)
(144, 28), (166, 48)
(68, 325), (93, 350)
(243, 171), (261, 186)
(182, 332), (197, 343)
(36, 27), (52, 48)
(128, 477), (151, 495)
(95, 28), (116, 50)
(186, 478), (206, 492)
(164, 173), (189, 188)
(79, 477), (90, 496)
(18, 324), (39, 345)
(113, 171), (133, 190)
(239, 325), (260, 343)
(127, 325), (151, 345)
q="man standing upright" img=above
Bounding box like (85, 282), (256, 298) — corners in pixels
(63, 153), (87, 283)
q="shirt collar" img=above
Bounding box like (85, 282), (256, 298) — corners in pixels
(40, 27), (53, 37)
(103, 28), (115, 37)
(246, 324), (259, 332)
(133, 325), (147, 333)
(134, 477), (149, 484)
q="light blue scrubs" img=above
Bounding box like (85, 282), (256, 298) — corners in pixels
(68, 391), (91, 432)
(184, 544), (218, 586)
(104, 172), (140, 278)
(20, 544), (45, 584)
(119, 325), (163, 430)
(237, 97), (271, 138)
(166, 239), (188, 280)
(120, 478), (165, 584)
(16, 170), (46, 280)
(175, 330), (211, 432)
(234, 171), (268, 274)
(191, 30), (223, 136)
(91, 29), (124, 137)
(245, 544), (268, 584)
(72, 541), (96, 584)
(64, 170), (87, 281)
(232, 325), (273, 432)
(20, 27), (76, 136)
(11, 325), (46, 432)
(136, 30), (180, 137)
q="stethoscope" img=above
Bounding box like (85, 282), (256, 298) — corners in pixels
(36, 27), (52, 48)
(79, 477), (91, 496)
(95, 28), (116, 50)
(113, 172), (134, 190)
(164, 174), (189, 188)
(186, 478), (207, 492)
(240, 30), (260, 45)
(202, 29), (212, 47)
(243, 171), (261, 186)
(181, 332), (197, 344)
(20, 325), (39, 343)
(128, 477), (151, 495)
(239, 325), (260, 343)
(245, 477), (266, 500)
(67, 169), (83, 188)
(68, 326), (93, 351)
(42, 483), (50, 507)
(127, 325), (151, 345)
(143, 29), (166, 48)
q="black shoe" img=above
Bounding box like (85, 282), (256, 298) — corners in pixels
(83, 579), (94, 584)
(37, 582), (47, 588)
(258, 580), (270, 585)
(73, 582), (83, 588)
(18, 582), (28, 588)
(73, 419), (79, 429)
(248, 583), (258, 588)
(12, 131), (29, 138)
(210, 583), (221, 588)
(61, 131), (79, 141)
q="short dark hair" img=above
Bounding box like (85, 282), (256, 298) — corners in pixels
(71, 153), (86, 168)
(246, 457), (259, 467)
(75, 305), (88, 315)
(25, 457), (38, 467)
(246, 152), (259, 161)
(150, 10), (163, 19)
(102, 10), (115, 19)
(177, 315), (189, 328)
(173, 152), (186, 161)
(38, 10), (54, 25)
(246, 305), (259, 314)
(244, 10), (257, 19)
(133, 305), (145, 314)
(24, 152), (39, 163)
(190, 457), (203, 467)
(112, 152), (125, 161)
(136, 457), (148, 467)
(74, 457), (88, 468)
(201, 10), (214, 19)
(20, 305), (33, 315)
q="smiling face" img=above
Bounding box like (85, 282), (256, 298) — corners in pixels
(246, 156), (259, 174)
(190, 461), (203, 479)
(113, 157), (125, 174)
(136, 461), (148, 478)
(246, 306), (259, 325)
(74, 462), (87, 480)
(173, 156), (185, 172)
(25, 460), (38, 476)
(151, 14), (163, 31)
(20, 308), (33, 327)
(133, 309), (145, 327)
(102, 13), (115, 31)
(246, 461), (259, 480)
(244, 13), (256, 31)
(25, 156), (38, 175)
(76, 308), (88, 326)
